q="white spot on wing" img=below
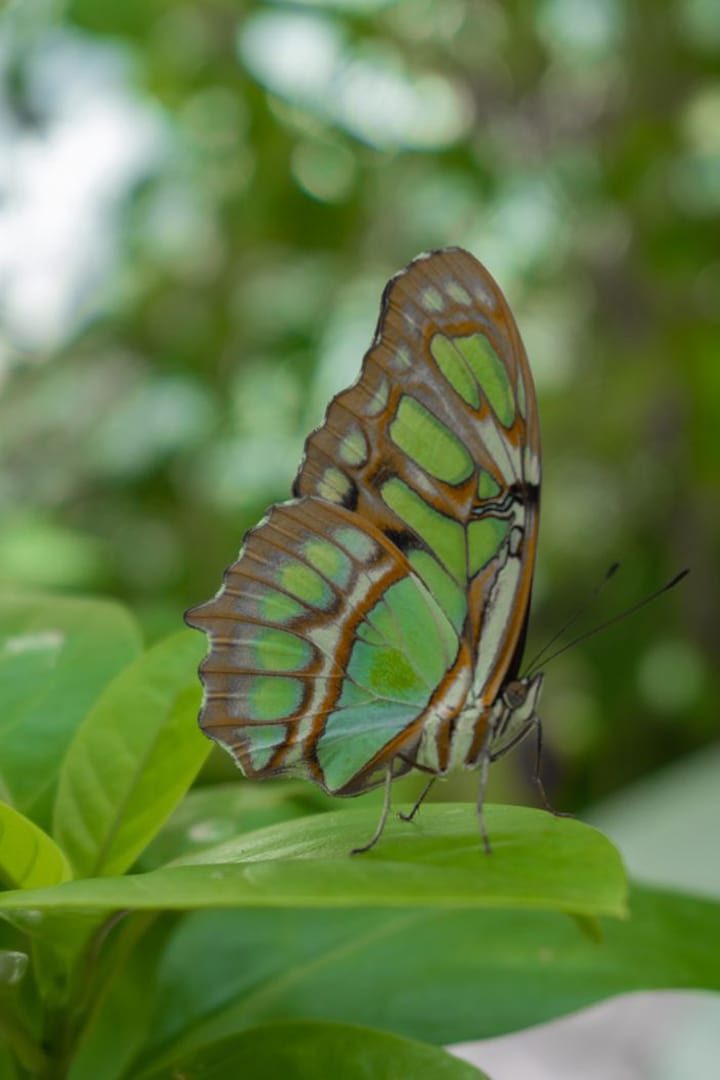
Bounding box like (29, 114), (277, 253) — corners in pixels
(446, 280), (472, 306)
(361, 374), (390, 417)
(509, 526), (523, 557)
(318, 467), (352, 502)
(421, 285), (445, 313)
(523, 445), (540, 485)
(339, 425), (369, 467)
(393, 343), (413, 369)
(470, 275), (494, 308)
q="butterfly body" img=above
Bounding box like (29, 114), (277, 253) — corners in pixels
(187, 247), (542, 843)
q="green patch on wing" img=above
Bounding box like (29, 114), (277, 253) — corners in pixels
(460, 334), (515, 427)
(246, 723), (286, 771)
(381, 478), (465, 583)
(252, 628), (312, 672)
(468, 518), (510, 576)
(430, 332), (515, 428)
(316, 575), (457, 791)
(348, 578), (451, 701)
(303, 538), (353, 589)
(364, 647), (420, 699)
(317, 700), (417, 792)
(407, 550), (466, 633)
(430, 333), (480, 409)
(477, 470), (502, 499)
(279, 562), (334, 610)
(390, 396), (474, 485)
(248, 676), (304, 721)
(259, 589), (306, 624)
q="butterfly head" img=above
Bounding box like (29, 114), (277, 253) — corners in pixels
(491, 671), (544, 758)
(502, 674), (542, 711)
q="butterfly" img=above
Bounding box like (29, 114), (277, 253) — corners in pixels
(186, 247), (544, 853)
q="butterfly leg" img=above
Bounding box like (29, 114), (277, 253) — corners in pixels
(476, 747), (493, 855)
(531, 717), (572, 819)
(350, 763), (394, 855)
(398, 773), (437, 823)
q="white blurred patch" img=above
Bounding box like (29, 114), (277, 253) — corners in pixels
(0, 28), (166, 360)
(238, 11), (473, 151)
(451, 992), (720, 1080)
(3, 629), (64, 655)
(538, 0), (623, 57)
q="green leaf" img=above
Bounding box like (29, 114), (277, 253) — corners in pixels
(0, 1001), (46, 1076)
(0, 593), (143, 828)
(68, 915), (175, 1080)
(135, 1021), (490, 1080)
(125, 884), (720, 1061)
(52, 631), (210, 879)
(136, 782), (334, 871)
(0, 802), (72, 890)
(0, 805), (627, 917)
(1, 909), (109, 1015)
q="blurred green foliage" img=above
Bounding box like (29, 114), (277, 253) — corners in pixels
(0, 0), (717, 813)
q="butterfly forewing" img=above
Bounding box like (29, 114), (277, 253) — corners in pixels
(294, 247), (540, 715)
(188, 247), (540, 797)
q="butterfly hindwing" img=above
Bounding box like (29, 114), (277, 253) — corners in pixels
(187, 497), (464, 794)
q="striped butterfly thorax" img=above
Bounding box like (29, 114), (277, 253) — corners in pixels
(187, 247), (544, 851)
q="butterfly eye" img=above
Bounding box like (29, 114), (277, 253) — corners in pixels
(503, 680), (528, 710)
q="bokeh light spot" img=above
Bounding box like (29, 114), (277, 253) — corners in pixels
(637, 640), (705, 715)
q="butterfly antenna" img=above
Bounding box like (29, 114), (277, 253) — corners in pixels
(524, 561), (621, 677)
(530, 568), (690, 672)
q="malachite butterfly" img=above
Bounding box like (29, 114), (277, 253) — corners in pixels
(186, 247), (543, 852)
